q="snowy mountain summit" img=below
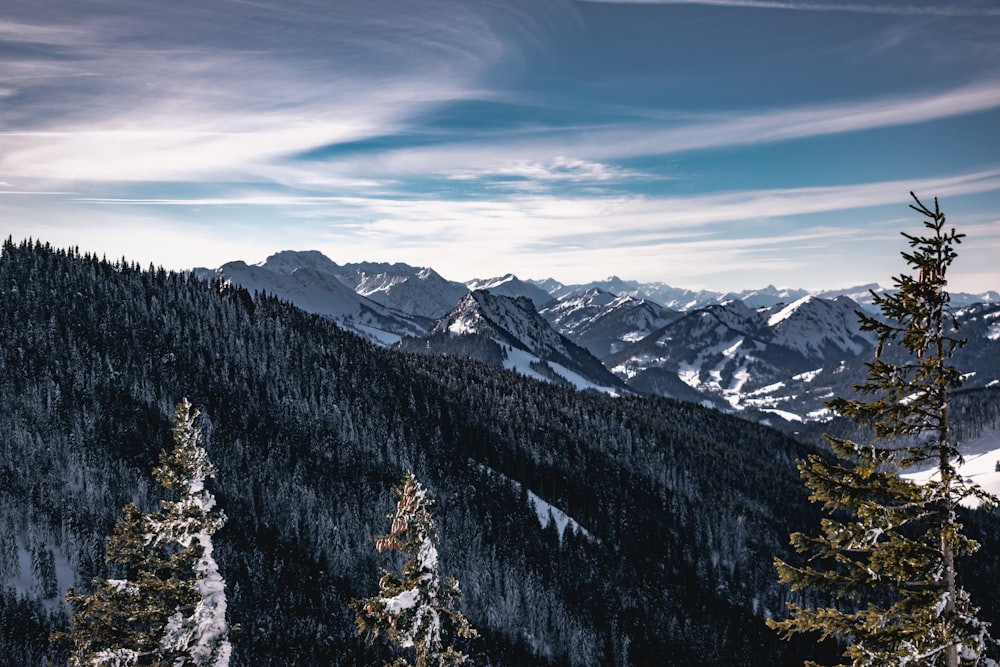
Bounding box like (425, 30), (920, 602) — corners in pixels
(403, 290), (625, 394)
(539, 287), (680, 358)
(195, 251), (428, 345)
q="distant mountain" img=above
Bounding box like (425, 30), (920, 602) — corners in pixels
(197, 250), (999, 413)
(531, 277), (998, 313)
(194, 251), (429, 344)
(539, 287), (681, 359)
(335, 261), (468, 320)
(607, 295), (1000, 424)
(532, 276), (721, 311)
(719, 285), (810, 310)
(606, 296), (877, 419)
(466, 274), (554, 308)
(401, 290), (626, 394)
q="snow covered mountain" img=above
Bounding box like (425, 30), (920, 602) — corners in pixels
(605, 296), (877, 418)
(607, 295), (1000, 423)
(466, 274), (554, 309)
(194, 252), (428, 344)
(401, 290), (626, 394)
(532, 277), (999, 313)
(538, 287), (681, 359)
(335, 261), (468, 320)
(532, 276), (721, 311)
(197, 249), (999, 411)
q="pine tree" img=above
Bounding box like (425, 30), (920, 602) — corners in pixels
(352, 471), (477, 667)
(63, 503), (199, 666)
(146, 398), (232, 667)
(769, 193), (998, 666)
(61, 398), (231, 667)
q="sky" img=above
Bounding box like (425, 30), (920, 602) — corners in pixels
(1, 0), (999, 293)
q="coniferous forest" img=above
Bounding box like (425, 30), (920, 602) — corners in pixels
(1, 239), (999, 665)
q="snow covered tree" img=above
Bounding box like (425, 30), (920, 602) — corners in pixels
(61, 398), (231, 667)
(769, 193), (998, 666)
(63, 502), (199, 666)
(146, 398), (232, 667)
(352, 471), (477, 667)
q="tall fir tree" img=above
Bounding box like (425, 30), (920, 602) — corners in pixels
(769, 193), (998, 666)
(146, 398), (232, 667)
(61, 398), (231, 667)
(352, 471), (477, 667)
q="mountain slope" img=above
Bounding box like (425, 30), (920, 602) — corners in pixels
(196, 252), (429, 344)
(337, 261), (468, 320)
(4, 240), (1000, 666)
(404, 290), (626, 393)
(606, 296), (876, 417)
(539, 287), (681, 358)
(466, 274), (554, 308)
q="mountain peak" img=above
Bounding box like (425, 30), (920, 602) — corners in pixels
(257, 249), (341, 276)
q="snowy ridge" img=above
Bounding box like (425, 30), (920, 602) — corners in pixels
(194, 252), (428, 345)
(415, 290), (625, 394)
(606, 296), (876, 419)
(477, 465), (594, 542)
(539, 287), (679, 358)
(765, 295), (874, 358)
(198, 249), (999, 421)
(532, 277), (998, 313)
(466, 274), (553, 308)
(338, 261), (467, 320)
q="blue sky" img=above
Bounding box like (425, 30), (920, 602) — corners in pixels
(1, 0), (998, 292)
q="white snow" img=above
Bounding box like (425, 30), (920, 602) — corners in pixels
(547, 360), (620, 395)
(502, 346), (553, 382)
(92, 648), (140, 666)
(383, 588), (420, 615)
(759, 408), (803, 423)
(353, 324), (402, 346)
(792, 368), (823, 382)
(477, 465), (594, 542)
(766, 296), (813, 327)
(902, 428), (1000, 508)
(501, 346), (619, 395)
(108, 579), (139, 595)
(526, 489), (594, 541)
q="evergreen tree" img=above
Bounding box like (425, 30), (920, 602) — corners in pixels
(61, 399), (231, 667)
(146, 398), (232, 667)
(769, 193), (998, 666)
(352, 471), (477, 667)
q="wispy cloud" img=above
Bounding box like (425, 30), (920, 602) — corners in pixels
(578, 0), (1000, 17)
(295, 82), (1000, 191)
(0, 1), (572, 184)
(71, 166), (1000, 241)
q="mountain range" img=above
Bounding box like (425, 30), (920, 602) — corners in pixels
(198, 250), (1000, 426)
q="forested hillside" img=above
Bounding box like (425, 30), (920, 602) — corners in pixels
(1, 240), (996, 665)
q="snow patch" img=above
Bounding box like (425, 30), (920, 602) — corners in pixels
(902, 428), (1000, 508)
(792, 368), (823, 382)
(526, 490), (594, 541)
(767, 295), (813, 327)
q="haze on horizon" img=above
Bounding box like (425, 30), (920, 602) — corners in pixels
(1, 0), (998, 293)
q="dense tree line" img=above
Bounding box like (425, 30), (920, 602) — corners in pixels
(0, 238), (996, 665)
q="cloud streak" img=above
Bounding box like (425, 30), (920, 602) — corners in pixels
(578, 0), (1000, 17)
